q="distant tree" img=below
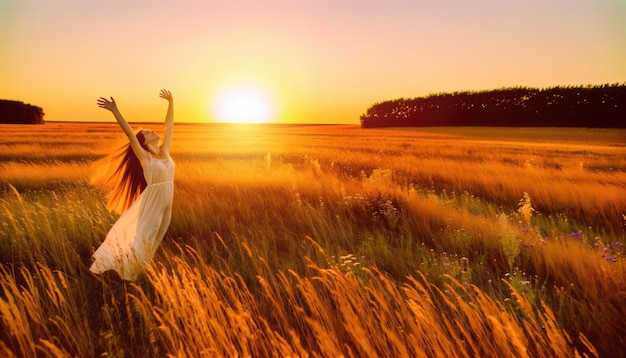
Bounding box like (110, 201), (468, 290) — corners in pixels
(360, 83), (626, 128)
(0, 99), (45, 124)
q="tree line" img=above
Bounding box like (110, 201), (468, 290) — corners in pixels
(360, 83), (626, 128)
(0, 99), (45, 124)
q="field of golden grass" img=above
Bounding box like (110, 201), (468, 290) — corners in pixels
(1, 122), (625, 357)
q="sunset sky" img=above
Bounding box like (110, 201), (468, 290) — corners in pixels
(1, 0), (625, 124)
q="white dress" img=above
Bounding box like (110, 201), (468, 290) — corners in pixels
(90, 155), (175, 280)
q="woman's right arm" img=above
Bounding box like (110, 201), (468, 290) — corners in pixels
(97, 97), (147, 162)
(158, 90), (174, 153)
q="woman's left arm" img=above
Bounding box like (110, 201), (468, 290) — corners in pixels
(159, 89), (174, 153)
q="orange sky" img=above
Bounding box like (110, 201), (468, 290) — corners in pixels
(1, 0), (625, 124)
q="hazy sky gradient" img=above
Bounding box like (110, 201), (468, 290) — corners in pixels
(1, 0), (625, 123)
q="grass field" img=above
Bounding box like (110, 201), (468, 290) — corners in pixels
(1, 122), (625, 357)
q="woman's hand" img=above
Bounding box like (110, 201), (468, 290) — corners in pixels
(159, 89), (173, 102)
(97, 97), (118, 112)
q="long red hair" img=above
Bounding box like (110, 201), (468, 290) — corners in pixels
(90, 129), (149, 214)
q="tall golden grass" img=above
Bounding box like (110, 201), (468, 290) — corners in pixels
(1, 122), (624, 356)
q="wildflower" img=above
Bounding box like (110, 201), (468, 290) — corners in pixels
(517, 192), (534, 227)
(569, 231), (583, 239)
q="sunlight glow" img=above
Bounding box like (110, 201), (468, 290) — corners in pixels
(211, 85), (277, 123)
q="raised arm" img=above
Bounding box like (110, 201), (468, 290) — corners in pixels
(97, 96), (148, 162)
(159, 89), (174, 153)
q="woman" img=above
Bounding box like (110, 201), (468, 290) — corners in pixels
(89, 89), (175, 281)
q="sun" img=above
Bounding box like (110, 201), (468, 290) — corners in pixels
(211, 85), (277, 123)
